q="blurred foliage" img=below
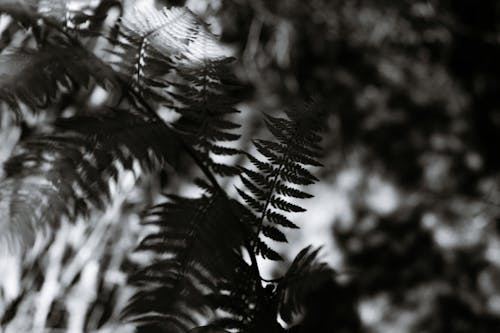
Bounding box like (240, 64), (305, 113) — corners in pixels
(207, 0), (500, 331)
(1, 0), (500, 332)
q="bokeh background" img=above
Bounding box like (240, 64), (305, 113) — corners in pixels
(2, 0), (500, 332)
(198, 0), (500, 331)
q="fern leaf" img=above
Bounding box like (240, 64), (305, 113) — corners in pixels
(120, 4), (221, 59)
(252, 140), (281, 164)
(283, 161), (319, 183)
(0, 36), (118, 115)
(110, 2), (226, 95)
(240, 176), (268, 201)
(206, 144), (241, 156)
(55, 109), (183, 170)
(0, 134), (108, 253)
(279, 169), (316, 186)
(171, 59), (242, 177)
(285, 151), (323, 167)
(237, 103), (325, 266)
(204, 160), (240, 177)
(110, 3), (241, 178)
(236, 187), (264, 212)
(277, 246), (334, 325)
(270, 196), (306, 213)
(262, 226), (287, 243)
(240, 167), (272, 189)
(244, 155), (272, 174)
(255, 240), (283, 261)
(0, 108), (182, 254)
(266, 211), (299, 229)
(274, 183), (313, 199)
(124, 191), (247, 332)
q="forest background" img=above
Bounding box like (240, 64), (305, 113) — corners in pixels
(1, 0), (500, 332)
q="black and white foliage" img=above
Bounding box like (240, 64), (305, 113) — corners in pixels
(0, 0), (332, 332)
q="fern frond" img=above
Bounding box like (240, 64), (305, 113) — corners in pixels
(107, 2), (240, 177)
(237, 104), (325, 254)
(109, 2), (226, 97)
(0, 35), (118, 115)
(119, 3), (227, 63)
(0, 176), (65, 254)
(0, 133), (110, 253)
(255, 240), (283, 261)
(205, 259), (274, 332)
(261, 226), (287, 243)
(171, 59), (242, 177)
(277, 246), (334, 325)
(123, 190), (247, 333)
(0, 108), (182, 253)
(266, 211), (298, 229)
(0, 2), (334, 332)
(55, 108), (183, 170)
(202, 247), (333, 332)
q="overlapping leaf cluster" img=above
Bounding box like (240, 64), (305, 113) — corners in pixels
(109, 4), (226, 98)
(0, 108), (180, 252)
(192, 106), (328, 333)
(110, 2), (240, 176)
(0, 34), (118, 115)
(0, 1), (334, 332)
(124, 189), (247, 333)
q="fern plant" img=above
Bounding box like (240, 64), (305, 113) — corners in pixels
(0, 1), (334, 332)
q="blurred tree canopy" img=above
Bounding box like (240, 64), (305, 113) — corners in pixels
(204, 0), (500, 331)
